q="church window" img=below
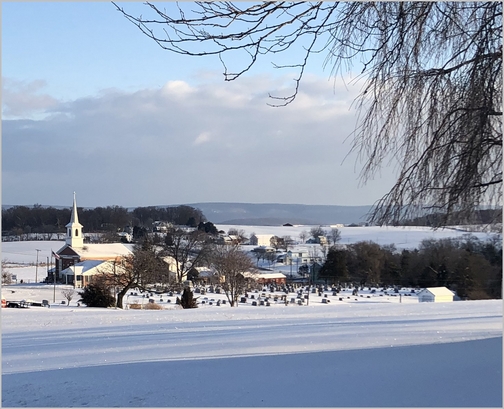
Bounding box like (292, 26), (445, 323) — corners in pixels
(75, 229), (79, 237)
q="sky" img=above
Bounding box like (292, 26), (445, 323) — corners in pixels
(2, 2), (399, 208)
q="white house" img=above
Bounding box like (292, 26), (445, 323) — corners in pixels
(417, 287), (455, 303)
(249, 234), (274, 246)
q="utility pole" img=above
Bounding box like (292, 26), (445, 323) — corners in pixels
(35, 249), (41, 284)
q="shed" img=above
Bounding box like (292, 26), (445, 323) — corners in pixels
(417, 287), (455, 303)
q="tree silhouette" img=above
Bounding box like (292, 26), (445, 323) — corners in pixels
(114, 2), (502, 226)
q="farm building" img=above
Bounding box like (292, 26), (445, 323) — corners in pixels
(417, 287), (455, 303)
(249, 234), (274, 246)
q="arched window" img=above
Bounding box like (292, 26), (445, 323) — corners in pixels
(75, 229), (79, 237)
(68, 229), (71, 237)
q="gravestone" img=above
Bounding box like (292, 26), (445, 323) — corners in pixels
(252, 301), (257, 306)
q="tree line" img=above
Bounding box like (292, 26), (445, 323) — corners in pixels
(1, 204), (207, 236)
(319, 235), (502, 300)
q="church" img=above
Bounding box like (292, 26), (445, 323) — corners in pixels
(52, 193), (133, 288)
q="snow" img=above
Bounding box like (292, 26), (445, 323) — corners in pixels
(2, 300), (502, 407)
(2, 231), (502, 407)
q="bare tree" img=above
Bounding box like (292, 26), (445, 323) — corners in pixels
(61, 289), (75, 306)
(114, 2), (502, 226)
(282, 235), (295, 251)
(98, 238), (168, 308)
(329, 228), (341, 245)
(299, 230), (308, 244)
(163, 227), (211, 284)
(1, 260), (12, 285)
(227, 228), (247, 244)
(210, 245), (256, 306)
(310, 226), (325, 241)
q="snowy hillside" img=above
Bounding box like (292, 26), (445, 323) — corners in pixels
(1, 231), (502, 407)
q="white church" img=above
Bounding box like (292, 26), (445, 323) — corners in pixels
(53, 193), (133, 288)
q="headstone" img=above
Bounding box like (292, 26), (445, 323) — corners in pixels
(252, 301), (257, 306)
(266, 302), (271, 306)
(149, 299), (155, 303)
(260, 300), (265, 306)
(240, 297), (247, 303)
(250, 294), (255, 299)
(322, 298), (328, 304)
(291, 298), (296, 304)
(222, 300), (226, 304)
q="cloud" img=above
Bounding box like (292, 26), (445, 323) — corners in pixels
(2, 78), (60, 119)
(2, 73), (397, 207)
(193, 132), (212, 145)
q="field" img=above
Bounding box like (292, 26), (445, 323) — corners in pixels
(1, 226), (502, 407)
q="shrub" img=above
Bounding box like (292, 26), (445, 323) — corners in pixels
(144, 302), (163, 310)
(79, 282), (115, 308)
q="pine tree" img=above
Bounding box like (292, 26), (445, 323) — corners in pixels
(79, 281), (115, 308)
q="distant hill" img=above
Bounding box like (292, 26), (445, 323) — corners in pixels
(186, 203), (373, 225)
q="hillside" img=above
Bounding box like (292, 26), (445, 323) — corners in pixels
(187, 202), (373, 225)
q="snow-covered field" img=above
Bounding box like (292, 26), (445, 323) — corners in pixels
(1, 227), (502, 407)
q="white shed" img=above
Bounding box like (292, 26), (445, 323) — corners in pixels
(417, 287), (455, 303)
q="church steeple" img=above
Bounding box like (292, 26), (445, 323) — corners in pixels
(65, 192), (83, 248)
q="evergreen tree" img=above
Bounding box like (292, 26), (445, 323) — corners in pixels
(79, 281), (115, 308)
(180, 287), (198, 309)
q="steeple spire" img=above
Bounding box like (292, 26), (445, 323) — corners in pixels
(70, 191), (80, 224)
(65, 192), (83, 248)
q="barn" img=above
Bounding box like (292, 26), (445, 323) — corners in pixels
(417, 287), (455, 303)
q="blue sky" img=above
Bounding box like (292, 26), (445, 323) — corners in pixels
(2, 2), (397, 208)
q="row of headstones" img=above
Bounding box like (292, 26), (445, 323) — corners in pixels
(200, 299), (226, 306)
(194, 286), (222, 295)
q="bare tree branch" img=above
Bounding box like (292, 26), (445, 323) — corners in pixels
(114, 1), (502, 226)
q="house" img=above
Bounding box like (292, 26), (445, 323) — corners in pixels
(417, 287), (455, 302)
(49, 193), (132, 285)
(255, 272), (286, 285)
(249, 234), (274, 246)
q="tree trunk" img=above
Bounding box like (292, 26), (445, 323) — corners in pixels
(116, 286), (131, 309)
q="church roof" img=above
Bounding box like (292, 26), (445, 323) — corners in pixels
(69, 243), (133, 260)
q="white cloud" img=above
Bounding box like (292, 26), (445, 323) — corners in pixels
(193, 132), (212, 145)
(2, 73), (397, 207)
(2, 78), (60, 119)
